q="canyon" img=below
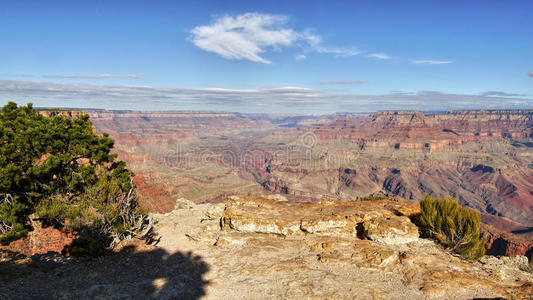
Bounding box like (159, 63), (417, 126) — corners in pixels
(86, 109), (533, 260)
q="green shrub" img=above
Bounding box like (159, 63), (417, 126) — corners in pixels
(417, 195), (485, 260)
(359, 195), (387, 201)
(0, 102), (151, 255)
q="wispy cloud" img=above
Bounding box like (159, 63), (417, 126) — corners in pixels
(189, 13), (362, 63)
(313, 46), (361, 57)
(412, 60), (453, 65)
(317, 81), (364, 85)
(301, 32), (361, 57)
(42, 74), (144, 79)
(367, 53), (391, 60)
(295, 54), (306, 61)
(1, 80), (531, 113)
(481, 91), (525, 97)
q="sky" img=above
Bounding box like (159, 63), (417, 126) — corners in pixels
(1, 0), (532, 113)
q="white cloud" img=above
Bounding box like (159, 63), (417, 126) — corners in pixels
(189, 13), (362, 63)
(42, 74), (144, 79)
(189, 13), (298, 64)
(367, 53), (391, 60)
(295, 54), (306, 61)
(412, 60), (453, 65)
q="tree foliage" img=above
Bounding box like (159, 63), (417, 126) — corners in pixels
(417, 195), (485, 260)
(0, 102), (149, 254)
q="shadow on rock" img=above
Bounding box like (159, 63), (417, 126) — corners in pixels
(0, 243), (210, 299)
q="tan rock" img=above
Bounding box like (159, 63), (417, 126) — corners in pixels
(499, 255), (529, 269)
(363, 215), (419, 244)
(222, 196), (419, 241)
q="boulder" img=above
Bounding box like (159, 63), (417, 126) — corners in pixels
(363, 215), (419, 244)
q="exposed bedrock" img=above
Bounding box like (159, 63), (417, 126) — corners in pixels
(160, 196), (533, 298)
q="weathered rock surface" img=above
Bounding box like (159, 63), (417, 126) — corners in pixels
(179, 196), (533, 299)
(3, 196), (533, 299)
(221, 196), (419, 242)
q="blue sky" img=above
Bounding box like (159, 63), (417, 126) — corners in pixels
(1, 0), (532, 113)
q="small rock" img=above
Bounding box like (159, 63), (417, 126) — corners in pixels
(499, 255), (529, 269)
(175, 198), (195, 210)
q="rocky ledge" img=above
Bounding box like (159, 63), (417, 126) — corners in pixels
(158, 196), (533, 299)
(3, 196), (532, 299)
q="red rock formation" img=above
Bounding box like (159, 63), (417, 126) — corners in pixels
(133, 174), (176, 213)
(482, 224), (533, 264)
(0, 220), (75, 256)
(88, 110), (273, 145)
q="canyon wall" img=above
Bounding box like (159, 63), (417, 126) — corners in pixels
(86, 109), (533, 251)
(87, 110), (277, 211)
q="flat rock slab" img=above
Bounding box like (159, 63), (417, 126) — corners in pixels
(222, 196), (419, 242)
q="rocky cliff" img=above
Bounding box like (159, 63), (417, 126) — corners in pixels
(482, 223), (533, 261)
(309, 109), (533, 150)
(172, 196), (533, 298)
(88, 110), (274, 146)
(37, 109), (88, 119)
